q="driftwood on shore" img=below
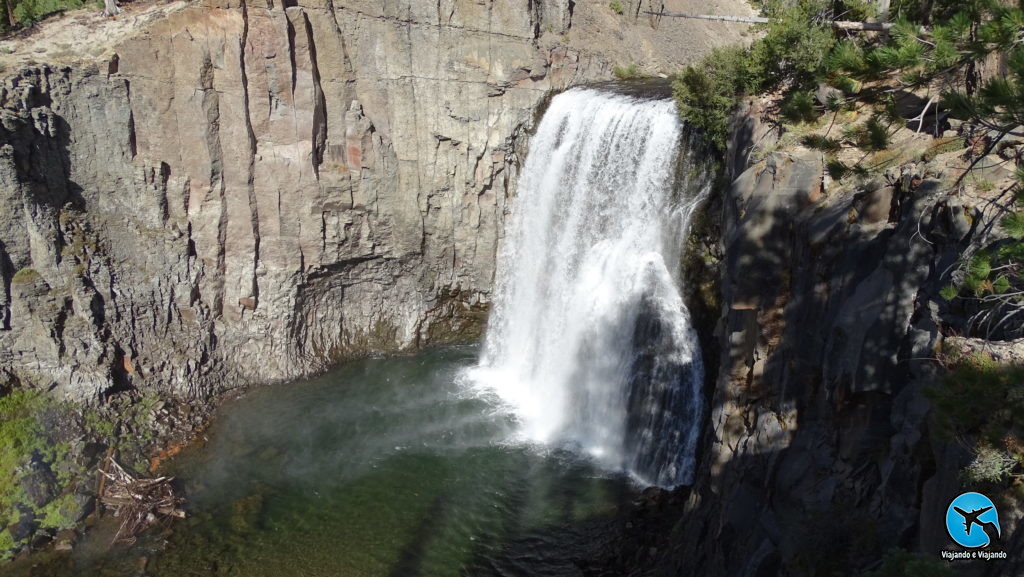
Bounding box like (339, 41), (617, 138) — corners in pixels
(98, 455), (185, 545)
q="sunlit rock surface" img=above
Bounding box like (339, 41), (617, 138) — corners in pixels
(0, 0), (752, 399)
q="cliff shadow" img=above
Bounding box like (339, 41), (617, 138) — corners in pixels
(598, 170), (1006, 576)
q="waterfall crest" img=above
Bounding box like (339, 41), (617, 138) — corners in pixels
(469, 88), (709, 487)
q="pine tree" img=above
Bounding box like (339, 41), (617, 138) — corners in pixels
(819, 1), (1024, 336)
(3, 0), (14, 27)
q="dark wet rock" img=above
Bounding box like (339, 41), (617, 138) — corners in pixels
(81, 442), (108, 468)
(53, 529), (76, 552)
(29, 532), (51, 549)
(22, 453), (58, 508)
(7, 508), (38, 543)
(69, 493), (95, 523)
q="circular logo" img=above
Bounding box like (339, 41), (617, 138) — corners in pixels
(946, 492), (1001, 549)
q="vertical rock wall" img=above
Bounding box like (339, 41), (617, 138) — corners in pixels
(0, 0), (754, 400)
(0, 0), (588, 399)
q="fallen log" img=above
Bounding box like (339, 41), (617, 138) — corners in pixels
(833, 20), (894, 31)
(642, 11), (894, 31)
(641, 11), (768, 24)
(98, 455), (185, 545)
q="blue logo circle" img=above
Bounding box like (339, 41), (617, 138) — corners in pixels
(946, 492), (1001, 549)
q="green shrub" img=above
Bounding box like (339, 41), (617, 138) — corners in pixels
(673, 0), (835, 150)
(3, 0), (87, 29)
(841, 116), (891, 151)
(1004, 212), (1024, 240)
(831, 0), (1024, 140)
(862, 116), (890, 151)
(38, 493), (79, 531)
(827, 40), (875, 79)
(0, 390), (51, 548)
(942, 187), (1022, 307)
(0, 529), (14, 560)
(83, 407), (116, 438)
(10, 267), (40, 284)
(866, 549), (954, 577)
(748, 0), (836, 93)
(0, 390), (47, 481)
(612, 63), (644, 80)
(939, 284), (959, 301)
(962, 444), (1018, 487)
(673, 45), (752, 150)
(826, 159), (851, 180)
(802, 134), (842, 153)
(608, 0), (624, 15)
(780, 91), (818, 124)
(839, 0), (879, 21)
(927, 352), (1024, 446)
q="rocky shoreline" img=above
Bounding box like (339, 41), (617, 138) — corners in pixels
(0, 388), (215, 562)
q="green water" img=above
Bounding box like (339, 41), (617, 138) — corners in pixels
(12, 347), (636, 576)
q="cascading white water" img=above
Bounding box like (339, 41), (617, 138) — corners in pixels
(468, 87), (710, 487)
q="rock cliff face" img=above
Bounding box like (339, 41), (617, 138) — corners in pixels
(0, 0), (751, 400)
(650, 102), (1023, 576)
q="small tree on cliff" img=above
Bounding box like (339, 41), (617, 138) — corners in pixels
(672, 0), (838, 150)
(826, 0), (1024, 337)
(3, 0), (15, 28)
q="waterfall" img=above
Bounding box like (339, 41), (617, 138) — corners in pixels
(468, 87), (710, 487)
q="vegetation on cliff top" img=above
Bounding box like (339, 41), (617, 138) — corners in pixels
(929, 348), (1024, 490)
(676, 0), (1024, 331)
(675, 0), (1024, 150)
(2, 0), (121, 34)
(673, 0), (838, 149)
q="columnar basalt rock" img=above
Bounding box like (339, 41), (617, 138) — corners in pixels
(0, 0), (566, 400)
(0, 0), (754, 401)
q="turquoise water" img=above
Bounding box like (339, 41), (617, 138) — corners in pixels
(10, 347), (636, 576)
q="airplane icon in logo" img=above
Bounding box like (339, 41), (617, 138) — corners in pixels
(953, 505), (1001, 545)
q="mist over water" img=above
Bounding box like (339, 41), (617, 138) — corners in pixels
(468, 88), (710, 487)
(19, 348), (637, 577)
